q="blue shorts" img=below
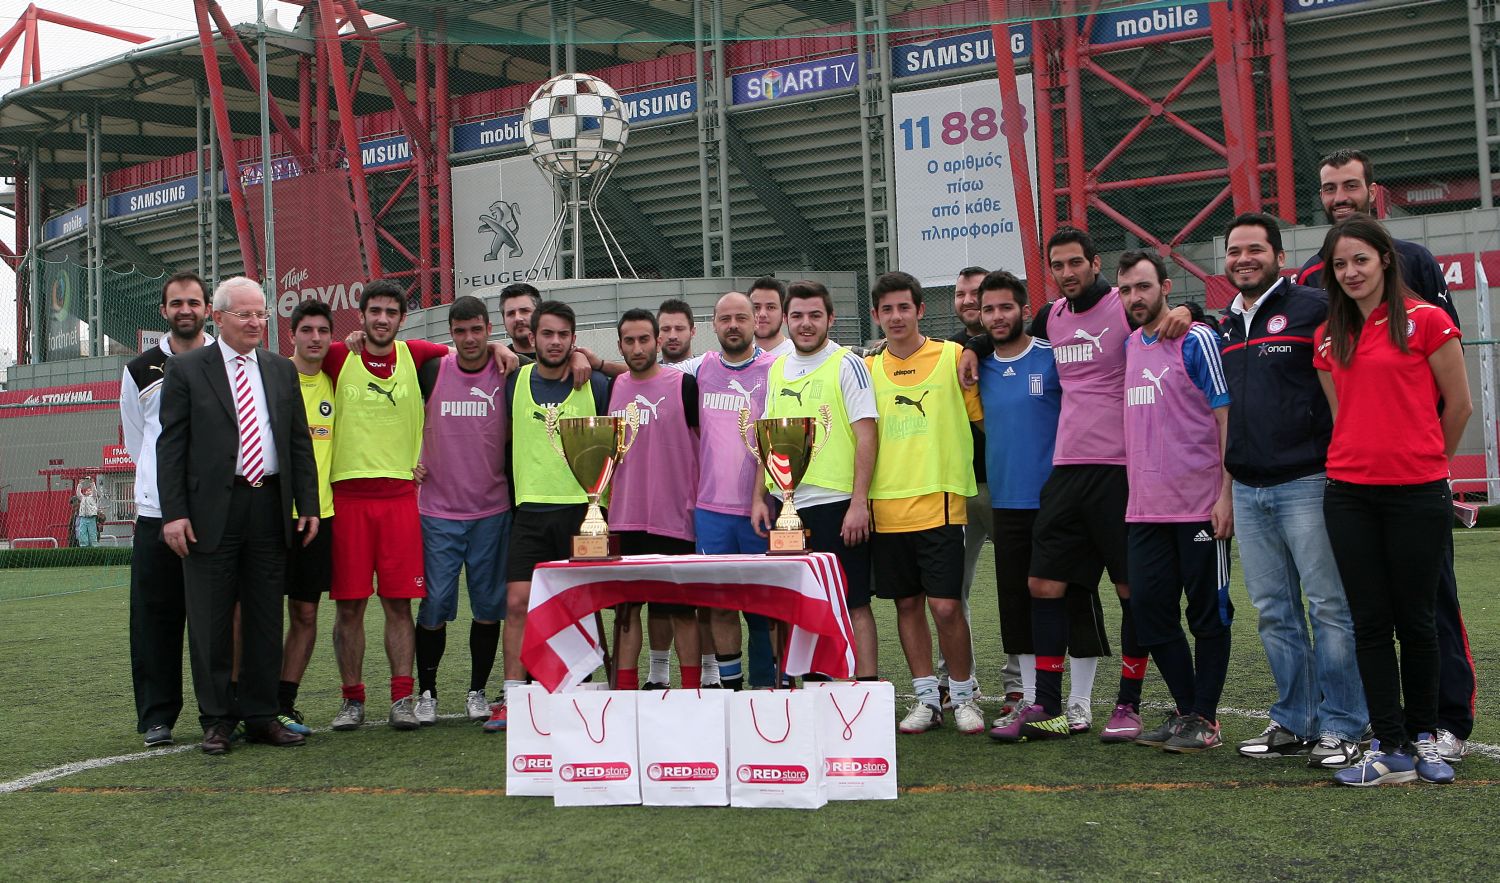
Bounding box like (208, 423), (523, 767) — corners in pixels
(418, 511), (511, 627)
(694, 508), (768, 555)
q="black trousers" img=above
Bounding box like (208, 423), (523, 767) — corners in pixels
(183, 481), (287, 730)
(1323, 479), (1450, 749)
(991, 508), (1109, 657)
(130, 516), (188, 732)
(1436, 531), (1477, 738)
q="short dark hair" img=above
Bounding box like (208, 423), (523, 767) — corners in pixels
(360, 279), (407, 314)
(448, 295), (490, 326)
(870, 271), (923, 308)
(290, 299), (333, 333)
(1223, 212), (1285, 255)
(531, 299), (576, 335)
(657, 298), (694, 325)
(749, 276), (787, 299)
(958, 266), (988, 281)
(784, 280), (833, 314)
(1319, 148), (1373, 186)
(499, 282), (540, 306)
(1116, 250), (1168, 283)
(617, 307), (658, 338)
(1046, 226), (1098, 261)
(979, 270), (1027, 306)
(161, 270), (208, 306)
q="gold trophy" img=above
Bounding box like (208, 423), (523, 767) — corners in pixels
(546, 403), (641, 560)
(740, 404), (832, 554)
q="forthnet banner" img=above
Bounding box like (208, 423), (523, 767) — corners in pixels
(892, 77), (1039, 288)
(451, 156), (558, 298)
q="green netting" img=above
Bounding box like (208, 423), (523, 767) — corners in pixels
(33, 254), (169, 361)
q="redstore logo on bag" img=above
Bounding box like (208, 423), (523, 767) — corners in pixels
(824, 757), (891, 777)
(736, 764), (811, 784)
(647, 763), (720, 782)
(558, 762), (633, 782)
(512, 754), (552, 773)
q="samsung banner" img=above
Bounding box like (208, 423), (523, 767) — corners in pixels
(451, 156), (558, 297)
(892, 78), (1038, 288)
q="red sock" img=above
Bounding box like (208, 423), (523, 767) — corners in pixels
(1121, 656), (1149, 681)
(342, 682), (366, 704)
(391, 675), (415, 703)
(1036, 655), (1066, 673)
(681, 665), (702, 689)
(616, 668), (639, 690)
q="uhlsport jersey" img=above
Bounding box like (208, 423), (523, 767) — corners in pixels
(607, 368), (699, 541)
(1046, 287), (1129, 465)
(867, 338), (977, 517)
(297, 369), (335, 519)
(511, 363), (598, 505)
(1312, 300), (1461, 485)
(418, 353), (510, 520)
(696, 351), (775, 516)
(330, 340), (423, 482)
(764, 346), (856, 495)
(1124, 327), (1226, 522)
(978, 338), (1060, 509)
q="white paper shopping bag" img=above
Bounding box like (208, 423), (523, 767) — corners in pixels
(550, 690), (641, 807)
(728, 691), (826, 810)
(806, 681), (898, 800)
(636, 689), (730, 807)
(505, 685), (557, 797)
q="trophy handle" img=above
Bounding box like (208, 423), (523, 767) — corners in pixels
(738, 408), (759, 458)
(543, 404), (569, 464)
(811, 403), (833, 459)
(617, 402), (641, 459)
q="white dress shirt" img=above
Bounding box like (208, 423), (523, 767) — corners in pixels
(221, 345), (280, 477)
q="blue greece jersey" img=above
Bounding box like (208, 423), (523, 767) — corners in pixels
(978, 339), (1062, 509)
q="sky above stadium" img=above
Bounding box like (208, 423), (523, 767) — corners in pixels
(0, 0), (304, 370)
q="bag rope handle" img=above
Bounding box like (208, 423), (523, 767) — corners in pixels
(750, 696), (792, 744)
(572, 696), (613, 744)
(829, 691), (869, 742)
(528, 693), (550, 737)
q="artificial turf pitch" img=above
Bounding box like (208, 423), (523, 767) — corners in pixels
(2, 533), (1497, 880)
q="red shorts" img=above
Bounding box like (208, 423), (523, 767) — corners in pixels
(330, 490), (426, 601)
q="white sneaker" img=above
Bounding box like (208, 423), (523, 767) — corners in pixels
(389, 697), (420, 731)
(1066, 698), (1094, 734)
(953, 699), (986, 735)
(991, 704), (1024, 730)
(1435, 728), (1468, 763)
(331, 699), (365, 731)
(898, 703), (943, 734)
(414, 690), (438, 726)
(466, 690), (490, 721)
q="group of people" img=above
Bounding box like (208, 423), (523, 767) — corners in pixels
(120, 148), (1477, 788)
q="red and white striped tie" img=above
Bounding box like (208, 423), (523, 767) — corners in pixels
(233, 355), (265, 486)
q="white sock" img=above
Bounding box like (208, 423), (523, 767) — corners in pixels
(648, 650), (671, 684)
(503, 679), (525, 700)
(700, 654), (720, 685)
(913, 675), (941, 709)
(1020, 654), (1037, 705)
(949, 676), (977, 705)
(1068, 655), (1099, 705)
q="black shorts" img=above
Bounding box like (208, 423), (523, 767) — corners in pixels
(286, 516), (334, 602)
(798, 499), (872, 610)
(993, 509), (1110, 657)
(617, 531), (696, 614)
(1126, 522), (1234, 647)
(1031, 464), (1129, 587)
(505, 504), (588, 583)
(871, 525), (965, 601)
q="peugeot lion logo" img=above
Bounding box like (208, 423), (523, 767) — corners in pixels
(479, 200), (523, 261)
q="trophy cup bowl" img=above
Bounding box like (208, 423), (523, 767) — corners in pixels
(547, 405), (639, 560)
(741, 406), (830, 554)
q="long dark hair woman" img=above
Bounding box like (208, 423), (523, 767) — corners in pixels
(1311, 215), (1472, 787)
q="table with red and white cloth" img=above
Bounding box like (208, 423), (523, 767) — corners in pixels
(521, 553), (855, 692)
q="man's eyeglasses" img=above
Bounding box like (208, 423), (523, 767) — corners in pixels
(223, 309), (270, 321)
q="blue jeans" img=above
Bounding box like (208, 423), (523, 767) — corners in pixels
(1233, 475), (1367, 742)
(76, 516), (99, 547)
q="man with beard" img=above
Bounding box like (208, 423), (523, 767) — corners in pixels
(608, 308), (703, 689)
(500, 283), (540, 358)
(658, 298), (698, 365)
(750, 277), (795, 358)
(121, 271), (213, 747)
(486, 301), (611, 731)
(1216, 213), (1367, 769)
(323, 280), (517, 733)
(1294, 150), (1473, 762)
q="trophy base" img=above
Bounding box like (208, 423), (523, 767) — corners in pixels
(571, 533), (621, 561)
(767, 529), (808, 555)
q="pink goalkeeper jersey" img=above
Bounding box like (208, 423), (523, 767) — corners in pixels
(607, 368), (699, 542)
(418, 353), (510, 519)
(1123, 331), (1221, 522)
(695, 351), (775, 516)
(1047, 288), (1129, 465)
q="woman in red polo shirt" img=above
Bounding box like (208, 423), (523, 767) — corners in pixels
(1312, 216), (1472, 788)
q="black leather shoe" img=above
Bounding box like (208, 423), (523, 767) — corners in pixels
(246, 720), (306, 747)
(201, 723), (232, 755)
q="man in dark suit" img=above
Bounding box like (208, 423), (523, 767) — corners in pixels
(157, 276), (321, 754)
